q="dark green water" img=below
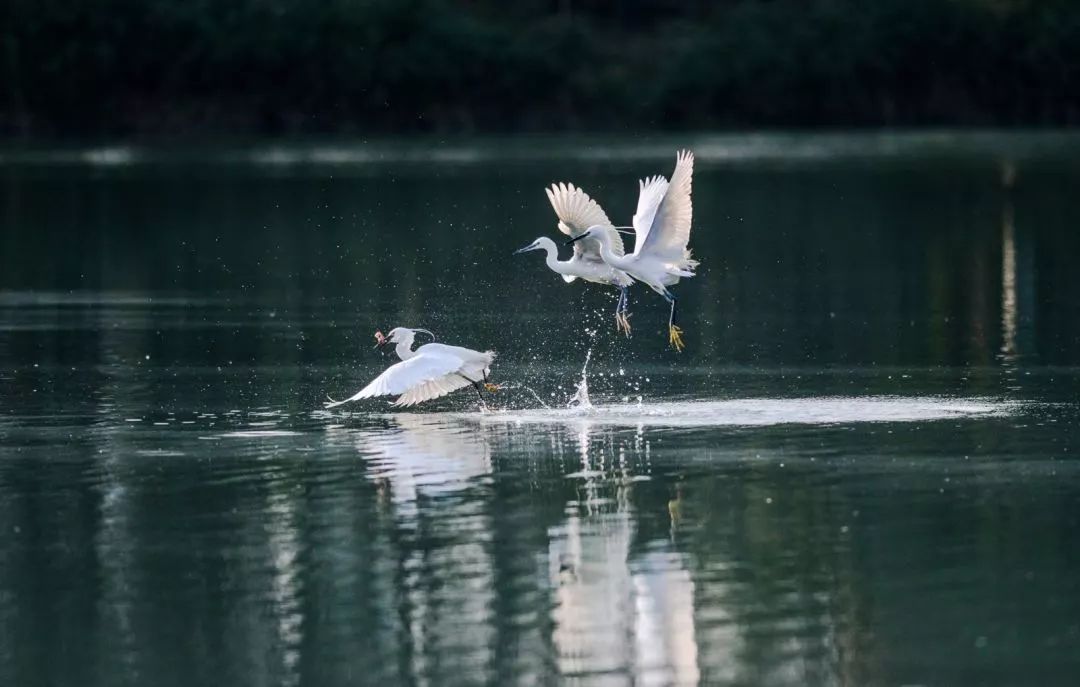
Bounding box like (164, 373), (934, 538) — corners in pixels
(2, 133), (1080, 686)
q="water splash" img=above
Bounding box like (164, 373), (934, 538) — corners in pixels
(472, 397), (1019, 428)
(498, 383), (551, 409)
(568, 348), (593, 409)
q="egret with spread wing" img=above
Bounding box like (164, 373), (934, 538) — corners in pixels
(325, 328), (497, 408)
(514, 182), (635, 334)
(566, 150), (698, 351)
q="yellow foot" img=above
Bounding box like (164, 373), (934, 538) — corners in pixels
(668, 325), (685, 352)
(615, 311), (632, 337)
(483, 383), (501, 393)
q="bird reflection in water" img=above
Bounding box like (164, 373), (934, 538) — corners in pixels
(330, 413), (702, 684)
(548, 419), (701, 686)
(343, 414), (498, 683)
(350, 413), (493, 507)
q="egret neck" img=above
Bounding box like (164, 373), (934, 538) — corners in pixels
(394, 332), (418, 360)
(533, 238), (574, 277)
(590, 229), (633, 274)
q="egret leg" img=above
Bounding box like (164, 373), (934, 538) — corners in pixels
(615, 287), (631, 336)
(470, 382), (489, 411)
(458, 373), (490, 411)
(621, 287), (632, 336)
(666, 292), (685, 352)
(482, 370), (500, 393)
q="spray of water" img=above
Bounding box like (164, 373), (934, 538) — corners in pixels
(497, 383), (551, 409)
(567, 347), (593, 409)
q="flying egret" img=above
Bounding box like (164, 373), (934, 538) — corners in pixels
(566, 150), (698, 351)
(325, 328), (497, 408)
(514, 183), (635, 335)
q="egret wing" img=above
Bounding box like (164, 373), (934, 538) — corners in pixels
(325, 352), (468, 408)
(546, 182), (612, 237)
(546, 182), (625, 259)
(634, 150), (695, 262)
(631, 174), (669, 256)
(393, 373), (473, 407)
(395, 345), (494, 406)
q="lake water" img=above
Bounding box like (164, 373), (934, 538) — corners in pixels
(2, 132), (1080, 686)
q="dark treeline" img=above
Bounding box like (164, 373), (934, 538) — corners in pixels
(4, 0), (1080, 137)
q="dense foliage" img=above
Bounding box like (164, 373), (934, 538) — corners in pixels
(4, 0), (1079, 136)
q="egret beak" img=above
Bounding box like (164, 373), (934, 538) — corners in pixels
(373, 330), (389, 350)
(513, 244), (536, 255)
(564, 234), (587, 247)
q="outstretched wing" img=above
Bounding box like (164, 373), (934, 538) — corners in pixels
(631, 175), (669, 255)
(546, 182), (613, 237)
(545, 182), (625, 262)
(392, 372), (474, 407)
(632, 150), (694, 262)
(325, 352), (471, 408)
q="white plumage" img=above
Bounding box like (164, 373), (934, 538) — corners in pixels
(326, 328), (495, 408)
(546, 182), (628, 268)
(515, 182), (635, 334)
(566, 150), (698, 350)
(633, 149), (695, 267)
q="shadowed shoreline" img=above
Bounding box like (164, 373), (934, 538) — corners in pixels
(5, 0), (1080, 138)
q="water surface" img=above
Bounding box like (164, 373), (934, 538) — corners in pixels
(2, 132), (1080, 686)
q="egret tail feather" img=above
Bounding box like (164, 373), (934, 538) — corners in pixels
(325, 392), (363, 409)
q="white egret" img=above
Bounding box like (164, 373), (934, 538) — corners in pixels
(567, 150), (698, 351)
(514, 182), (635, 334)
(325, 328), (497, 408)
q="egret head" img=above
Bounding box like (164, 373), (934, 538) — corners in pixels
(513, 237), (553, 255)
(376, 327), (435, 349)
